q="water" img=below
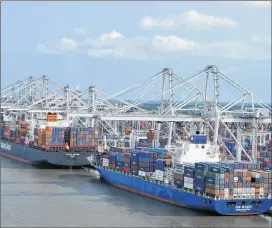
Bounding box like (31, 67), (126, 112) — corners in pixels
(1, 157), (271, 227)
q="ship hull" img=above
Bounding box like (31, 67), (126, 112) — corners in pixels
(97, 167), (271, 215)
(0, 140), (91, 167)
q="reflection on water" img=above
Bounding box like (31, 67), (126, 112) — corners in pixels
(1, 157), (271, 227)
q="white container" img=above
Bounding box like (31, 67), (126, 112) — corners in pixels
(102, 158), (109, 167)
(234, 188), (238, 194)
(233, 177), (238, 182)
(164, 178), (169, 184)
(155, 170), (164, 177)
(138, 170), (146, 177)
(224, 188), (229, 194)
(184, 182), (194, 189)
(155, 174), (164, 182)
(155, 172), (164, 181)
(184, 177), (194, 184)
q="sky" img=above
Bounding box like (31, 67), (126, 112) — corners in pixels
(2, 1), (271, 103)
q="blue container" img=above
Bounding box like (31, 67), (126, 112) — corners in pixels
(184, 166), (195, 173)
(139, 167), (155, 172)
(190, 135), (207, 144)
(131, 161), (138, 165)
(174, 179), (184, 186)
(155, 159), (166, 171)
(195, 163), (206, 170)
(138, 152), (155, 158)
(131, 169), (138, 175)
(131, 152), (139, 158)
(195, 169), (206, 177)
(123, 162), (130, 168)
(116, 157), (124, 162)
(195, 173), (205, 180)
(194, 179), (205, 192)
(139, 157), (155, 163)
(139, 139), (147, 144)
(209, 166), (221, 173)
(206, 177), (219, 185)
(109, 155), (116, 162)
(184, 172), (195, 178)
(117, 161), (123, 166)
(153, 148), (165, 154)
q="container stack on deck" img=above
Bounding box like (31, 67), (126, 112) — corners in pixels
(173, 162), (184, 187)
(52, 127), (98, 149)
(0, 123), (4, 138)
(0, 122), (98, 151)
(100, 147), (166, 177)
(221, 141), (272, 170)
(123, 151), (131, 173)
(154, 159), (167, 181)
(42, 126), (64, 149)
(138, 150), (156, 176)
(184, 164), (195, 190)
(96, 146), (272, 201)
(0, 122), (29, 145)
(147, 130), (156, 148)
(131, 150), (139, 175)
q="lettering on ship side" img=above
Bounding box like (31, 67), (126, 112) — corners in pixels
(65, 153), (80, 159)
(0, 142), (11, 151)
(235, 205), (252, 212)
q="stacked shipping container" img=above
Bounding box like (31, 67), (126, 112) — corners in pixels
(68, 127), (98, 148)
(147, 130), (156, 147)
(96, 147), (271, 201)
(99, 147), (166, 177)
(0, 124), (98, 150)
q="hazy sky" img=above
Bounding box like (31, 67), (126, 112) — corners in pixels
(2, 1), (271, 102)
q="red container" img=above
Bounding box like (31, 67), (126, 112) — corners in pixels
(123, 157), (130, 163)
(124, 153), (131, 158)
(131, 164), (138, 170)
(174, 173), (183, 180)
(123, 167), (130, 173)
(139, 162), (150, 167)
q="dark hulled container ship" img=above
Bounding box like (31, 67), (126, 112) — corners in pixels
(0, 139), (91, 167)
(0, 113), (97, 168)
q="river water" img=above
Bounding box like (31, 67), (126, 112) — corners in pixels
(1, 157), (271, 227)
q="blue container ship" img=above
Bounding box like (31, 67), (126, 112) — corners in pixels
(93, 135), (272, 215)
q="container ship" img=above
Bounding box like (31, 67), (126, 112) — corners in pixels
(92, 131), (272, 215)
(0, 113), (98, 167)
